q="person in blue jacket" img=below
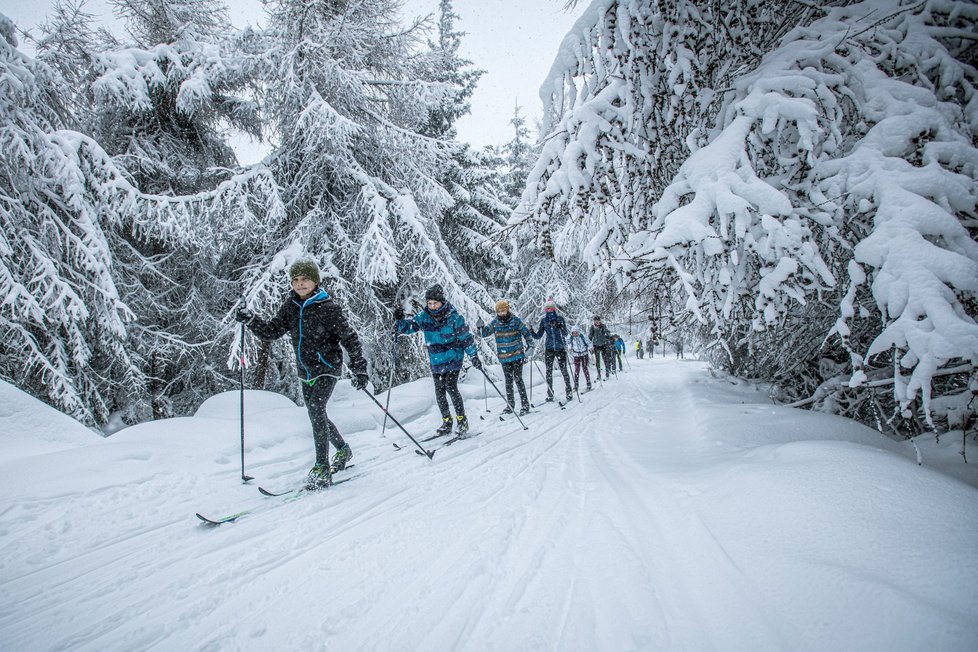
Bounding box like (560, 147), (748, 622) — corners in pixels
(476, 299), (534, 415)
(395, 285), (481, 437)
(533, 297), (573, 402)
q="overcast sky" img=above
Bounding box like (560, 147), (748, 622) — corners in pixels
(1, 0), (583, 155)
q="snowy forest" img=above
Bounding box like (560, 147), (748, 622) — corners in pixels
(1, 0), (976, 443)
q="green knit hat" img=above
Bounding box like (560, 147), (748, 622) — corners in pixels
(289, 260), (320, 284)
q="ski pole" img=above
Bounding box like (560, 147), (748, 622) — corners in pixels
(532, 359), (549, 401)
(238, 317), (254, 483)
(563, 353), (582, 403)
(484, 372), (490, 413)
(359, 387), (434, 458)
(381, 331), (397, 437)
(477, 367), (528, 430)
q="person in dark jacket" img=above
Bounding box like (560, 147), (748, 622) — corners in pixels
(588, 316), (614, 380)
(236, 260), (369, 488)
(533, 297), (573, 402)
(395, 285), (480, 437)
(612, 334), (625, 371)
(476, 299), (534, 415)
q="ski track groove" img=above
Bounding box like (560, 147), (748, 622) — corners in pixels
(2, 361), (889, 651)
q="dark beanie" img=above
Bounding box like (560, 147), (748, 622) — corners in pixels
(289, 260), (321, 284)
(425, 284), (446, 303)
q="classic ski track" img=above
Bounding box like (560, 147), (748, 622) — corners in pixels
(1, 362), (815, 651)
(595, 364), (792, 648)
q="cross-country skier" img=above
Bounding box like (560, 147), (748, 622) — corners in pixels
(588, 316), (614, 380)
(568, 325), (593, 392)
(236, 259), (369, 489)
(395, 285), (480, 437)
(476, 299), (534, 416)
(532, 298), (573, 402)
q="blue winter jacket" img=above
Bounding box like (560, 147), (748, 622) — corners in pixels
(477, 313), (534, 365)
(397, 302), (477, 374)
(533, 312), (568, 351)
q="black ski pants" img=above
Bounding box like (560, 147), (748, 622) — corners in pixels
(502, 360), (529, 409)
(301, 375), (347, 466)
(594, 345), (615, 378)
(433, 370), (466, 419)
(544, 349), (572, 398)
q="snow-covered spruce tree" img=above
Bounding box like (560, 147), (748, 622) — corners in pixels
(502, 105), (594, 325)
(501, 105), (534, 206)
(521, 0), (978, 436)
(0, 13), (134, 425)
(0, 13), (276, 426)
(86, 0), (276, 421)
(246, 0), (500, 384)
(419, 0), (508, 310)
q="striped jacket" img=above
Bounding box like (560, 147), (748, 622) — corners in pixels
(397, 303), (477, 374)
(477, 313), (534, 365)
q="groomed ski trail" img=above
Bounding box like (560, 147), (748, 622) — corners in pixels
(1, 360), (975, 651)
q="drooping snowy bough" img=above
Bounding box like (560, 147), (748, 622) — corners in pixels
(519, 0), (978, 435)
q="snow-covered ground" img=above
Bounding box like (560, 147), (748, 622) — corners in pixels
(1, 358), (976, 651)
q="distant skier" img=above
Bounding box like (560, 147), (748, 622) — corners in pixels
(588, 316), (614, 380)
(568, 325), (593, 392)
(395, 285), (480, 437)
(236, 259), (369, 489)
(636, 339), (644, 360)
(532, 298), (573, 402)
(476, 300), (534, 416)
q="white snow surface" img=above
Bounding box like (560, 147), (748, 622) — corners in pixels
(0, 380), (102, 460)
(1, 360), (976, 651)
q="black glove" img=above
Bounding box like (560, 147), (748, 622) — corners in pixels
(235, 307), (254, 324)
(351, 372), (369, 390)
(471, 356), (482, 370)
(393, 307), (405, 321)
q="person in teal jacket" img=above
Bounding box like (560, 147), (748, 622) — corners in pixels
(476, 299), (534, 415)
(395, 285), (480, 437)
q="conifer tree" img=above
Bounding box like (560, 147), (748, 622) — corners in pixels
(242, 0), (502, 383)
(88, 0), (273, 421)
(520, 0), (978, 434)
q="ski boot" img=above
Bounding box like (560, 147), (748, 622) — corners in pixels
(501, 406), (514, 415)
(435, 416), (453, 437)
(518, 405), (530, 417)
(455, 414), (470, 437)
(331, 444), (353, 472)
(305, 463), (332, 490)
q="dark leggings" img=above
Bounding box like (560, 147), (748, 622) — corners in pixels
(301, 375), (347, 465)
(433, 370), (466, 419)
(544, 349), (572, 397)
(502, 360), (529, 409)
(594, 346), (614, 376)
(572, 355), (591, 387)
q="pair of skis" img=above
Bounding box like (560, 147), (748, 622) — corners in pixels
(414, 429), (481, 455)
(196, 467), (357, 526)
